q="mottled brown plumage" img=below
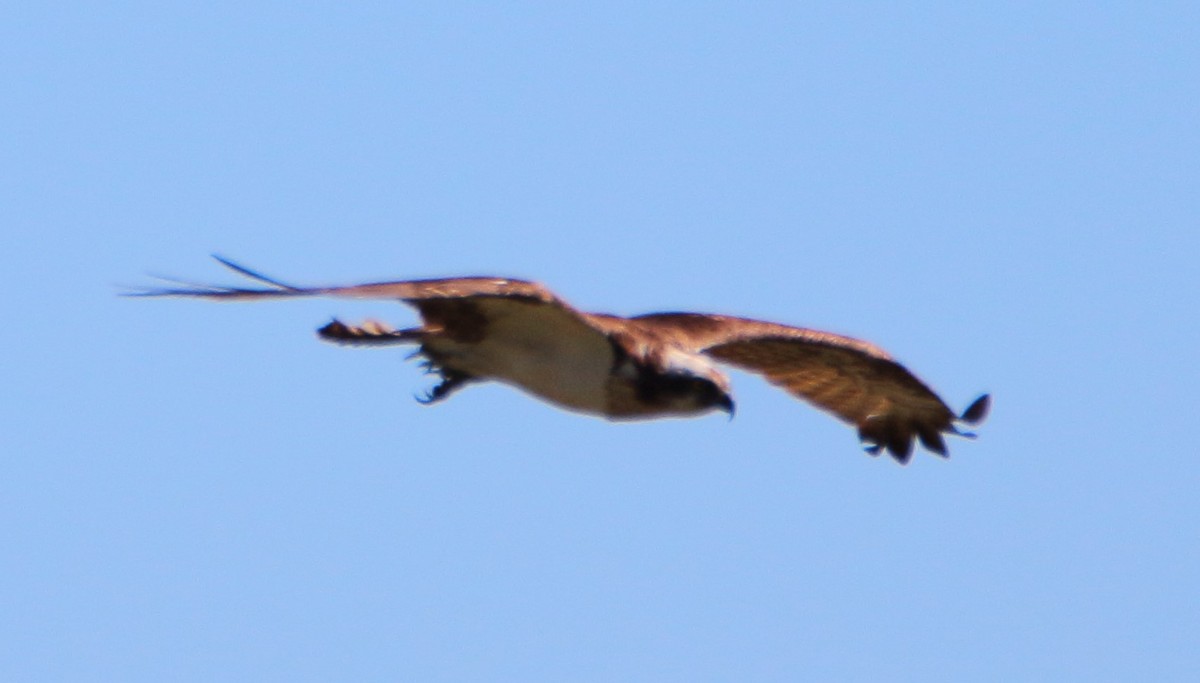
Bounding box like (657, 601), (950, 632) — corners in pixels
(130, 256), (989, 463)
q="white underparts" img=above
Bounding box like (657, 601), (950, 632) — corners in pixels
(423, 303), (616, 415)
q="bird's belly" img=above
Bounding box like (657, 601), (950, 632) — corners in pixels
(432, 336), (615, 415)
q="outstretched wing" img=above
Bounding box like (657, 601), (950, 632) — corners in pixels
(633, 313), (989, 463)
(128, 254), (608, 347)
(128, 254), (562, 306)
(128, 256), (623, 411)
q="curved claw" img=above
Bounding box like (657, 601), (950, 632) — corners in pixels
(414, 368), (475, 405)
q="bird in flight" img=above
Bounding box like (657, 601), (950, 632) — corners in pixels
(131, 256), (990, 464)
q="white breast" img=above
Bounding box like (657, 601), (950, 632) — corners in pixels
(424, 301), (616, 415)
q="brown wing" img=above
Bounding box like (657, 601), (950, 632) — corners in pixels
(128, 255), (562, 306)
(129, 256), (619, 386)
(633, 313), (989, 463)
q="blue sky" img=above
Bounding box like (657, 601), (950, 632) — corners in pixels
(4, 3), (1198, 681)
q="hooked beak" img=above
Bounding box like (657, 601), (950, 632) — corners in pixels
(717, 394), (736, 420)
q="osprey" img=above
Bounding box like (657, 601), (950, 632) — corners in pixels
(132, 256), (990, 464)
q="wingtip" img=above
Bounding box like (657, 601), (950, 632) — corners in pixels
(117, 272), (230, 298)
(210, 253), (243, 273)
(858, 415), (918, 464)
(210, 254), (299, 290)
(862, 442), (884, 457)
(917, 427), (949, 458)
(889, 439), (914, 465)
(961, 394), (991, 425)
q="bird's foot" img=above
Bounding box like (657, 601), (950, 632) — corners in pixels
(416, 368), (475, 405)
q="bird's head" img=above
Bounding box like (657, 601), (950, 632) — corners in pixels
(641, 350), (736, 418)
(662, 372), (736, 417)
